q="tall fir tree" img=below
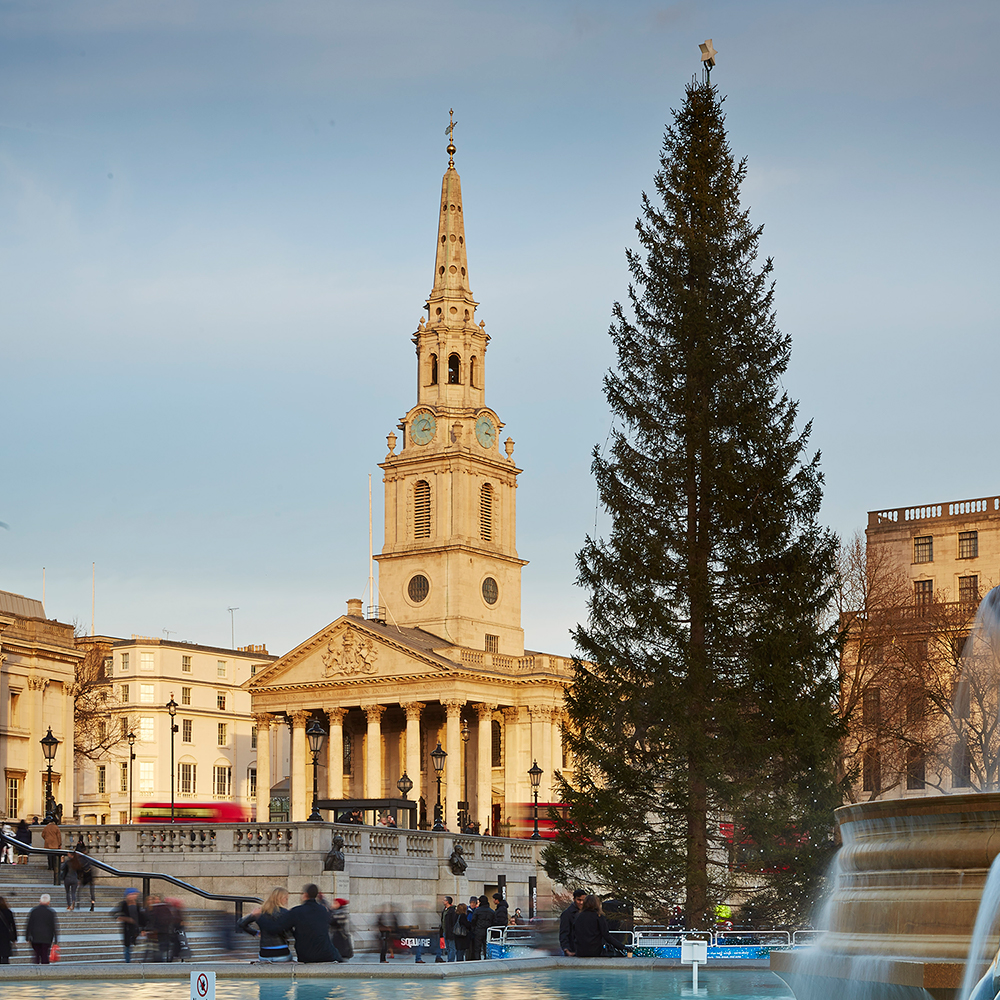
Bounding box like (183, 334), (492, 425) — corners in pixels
(544, 81), (844, 927)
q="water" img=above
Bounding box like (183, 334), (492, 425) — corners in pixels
(961, 854), (1000, 1000)
(0, 970), (794, 1000)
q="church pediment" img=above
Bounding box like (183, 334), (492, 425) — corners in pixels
(247, 616), (457, 692)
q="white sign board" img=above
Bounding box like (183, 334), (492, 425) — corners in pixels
(191, 971), (216, 1000)
(680, 939), (708, 964)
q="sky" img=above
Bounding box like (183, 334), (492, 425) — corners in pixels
(1, 1), (997, 657)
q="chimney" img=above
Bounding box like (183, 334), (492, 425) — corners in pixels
(346, 598), (364, 618)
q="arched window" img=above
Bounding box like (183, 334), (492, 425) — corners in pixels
(414, 480), (431, 539)
(429, 354), (438, 384)
(448, 353), (461, 384)
(470, 356), (477, 387)
(480, 482), (493, 541)
(491, 720), (502, 767)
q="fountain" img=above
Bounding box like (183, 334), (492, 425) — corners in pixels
(772, 587), (1000, 1000)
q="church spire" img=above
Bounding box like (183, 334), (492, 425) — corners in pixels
(426, 114), (477, 329)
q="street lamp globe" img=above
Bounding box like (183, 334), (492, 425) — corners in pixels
(431, 741), (447, 772)
(306, 718), (327, 756)
(40, 727), (60, 761)
(397, 773), (413, 799)
(528, 760), (543, 789)
(166, 694), (178, 717)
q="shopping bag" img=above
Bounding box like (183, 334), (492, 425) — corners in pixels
(49, 943), (60, 962)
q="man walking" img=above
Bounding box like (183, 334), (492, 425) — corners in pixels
(42, 819), (61, 878)
(559, 889), (587, 956)
(470, 894), (493, 960)
(441, 895), (457, 962)
(112, 888), (145, 963)
(25, 894), (58, 964)
(277, 884), (343, 963)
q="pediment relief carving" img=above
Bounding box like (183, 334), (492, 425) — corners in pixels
(322, 628), (379, 678)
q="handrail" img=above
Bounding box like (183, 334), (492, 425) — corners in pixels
(0, 832), (260, 919)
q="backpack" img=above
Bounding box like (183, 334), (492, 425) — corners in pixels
(454, 918), (468, 937)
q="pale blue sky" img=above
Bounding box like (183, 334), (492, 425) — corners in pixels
(1, 1), (997, 655)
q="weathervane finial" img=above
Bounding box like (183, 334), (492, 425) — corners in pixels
(445, 108), (458, 166)
(699, 39), (717, 84)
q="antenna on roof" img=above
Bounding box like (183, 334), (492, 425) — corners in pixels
(91, 561), (96, 636)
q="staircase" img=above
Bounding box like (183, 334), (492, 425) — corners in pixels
(0, 856), (257, 964)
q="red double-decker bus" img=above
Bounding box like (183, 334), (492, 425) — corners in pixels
(136, 802), (250, 823)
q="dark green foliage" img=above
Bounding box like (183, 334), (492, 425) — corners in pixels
(542, 82), (844, 928)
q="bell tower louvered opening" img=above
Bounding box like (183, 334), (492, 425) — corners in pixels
(414, 480), (431, 539)
(480, 482), (493, 541)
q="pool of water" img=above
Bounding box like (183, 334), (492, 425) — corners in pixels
(1, 969), (794, 1000)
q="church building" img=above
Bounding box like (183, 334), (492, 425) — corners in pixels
(247, 133), (575, 834)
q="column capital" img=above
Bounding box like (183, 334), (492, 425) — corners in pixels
(290, 710), (310, 727)
(364, 704), (386, 724)
(444, 699), (466, 719)
(501, 706), (519, 723)
(326, 707), (349, 724)
(253, 713), (274, 727)
(475, 702), (497, 722)
(402, 701), (426, 721)
(529, 705), (553, 722)
(26, 673), (48, 692)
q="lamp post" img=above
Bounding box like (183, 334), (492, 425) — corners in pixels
(166, 694), (178, 823)
(127, 731), (136, 824)
(397, 773), (413, 829)
(431, 741), (447, 831)
(306, 719), (327, 822)
(460, 719), (470, 832)
(528, 760), (543, 839)
(40, 727), (60, 824)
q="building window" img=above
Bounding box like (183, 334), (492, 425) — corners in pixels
(906, 689), (925, 723)
(955, 680), (971, 720)
(119, 684), (130, 704)
(181, 687), (191, 706)
(217, 660), (227, 678)
(6, 777), (19, 819)
(179, 762), (196, 795)
(248, 767), (257, 801)
(862, 748), (881, 793)
(140, 684), (155, 704)
(102, 657), (112, 677)
(139, 761), (154, 794)
(470, 356), (477, 387)
(906, 748), (926, 790)
(485, 634), (499, 654)
(862, 687), (881, 727)
(140, 652), (154, 672)
(448, 353), (461, 384)
(491, 719), (502, 767)
(343, 731), (353, 775)
(482, 577), (499, 605)
(182, 719), (193, 743)
(120, 717), (130, 738)
(140, 717), (155, 743)
(408, 574), (430, 603)
(913, 536), (933, 564)
(414, 480), (431, 539)
(119, 811), (128, 824)
(8, 692), (19, 727)
(182, 655), (192, 673)
(120, 762), (128, 793)
(218, 723), (228, 747)
(251, 725), (258, 750)
(953, 743), (972, 788)
(914, 580), (934, 608)
(217, 692), (226, 711)
(97, 765), (106, 795)
(960, 575), (979, 606)
(213, 765), (232, 798)
(121, 653), (130, 672)
(480, 483), (493, 541)
(959, 531), (979, 560)
(429, 353), (438, 384)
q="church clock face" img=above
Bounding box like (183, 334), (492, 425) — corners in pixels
(410, 411), (437, 446)
(475, 414), (496, 449)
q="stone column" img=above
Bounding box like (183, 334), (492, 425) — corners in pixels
(476, 703), (496, 835)
(254, 714), (272, 822)
(27, 675), (47, 819)
(61, 680), (75, 817)
(445, 701), (465, 832)
(529, 706), (553, 802)
(402, 702), (424, 813)
(364, 705), (385, 800)
(326, 708), (347, 800)
(502, 706), (520, 835)
(290, 711), (308, 822)
(551, 710), (564, 789)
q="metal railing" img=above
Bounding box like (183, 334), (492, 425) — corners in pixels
(0, 831), (260, 922)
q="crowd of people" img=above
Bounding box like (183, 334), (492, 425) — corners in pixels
(559, 888), (622, 958)
(237, 884), (352, 963)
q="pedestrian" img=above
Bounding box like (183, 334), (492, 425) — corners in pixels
(1, 823), (14, 864)
(112, 888), (146, 963)
(25, 893), (58, 964)
(470, 894), (493, 960)
(376, 905), (399, 963)
(0, 896), (17, 964)
(146, 895), (177, 962)
(441, 894), (457, 961)
(276, 884), (343, 963)
(572, 895), (618, 957)
(514, 907), (525, 925)
(77, 846), (97, 911)
(60, 852), (80, 910)
(492, 892), (509, 929)
(452, 902), (471, 961)
(238, 886), (293, 963)
(559, 888), (586, 955)
(42, 819), (61, 878)
(330, 898), (353, 960)
(14, 819), (31, 863)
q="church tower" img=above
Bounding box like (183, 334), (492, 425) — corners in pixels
(376, 127), (526, 656)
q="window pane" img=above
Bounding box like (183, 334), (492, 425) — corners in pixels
(960, 575), (979, 606)
(914, 580), (934, 608)
(959, 531), (979, 559)
(217, 660), (227, 678)
(218, 722), (227, 746)
(140, 717), (155, 742)
(182, 719), (192, 743)
(139, 652), (154, 672)
(140, 684), (155, 704)
(181, 687), (191, 706)
(913, 536), (933, 563)
(139, 761), (154, 794)
(217, 692), (226, 711)
(182, 655), (192, 673)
